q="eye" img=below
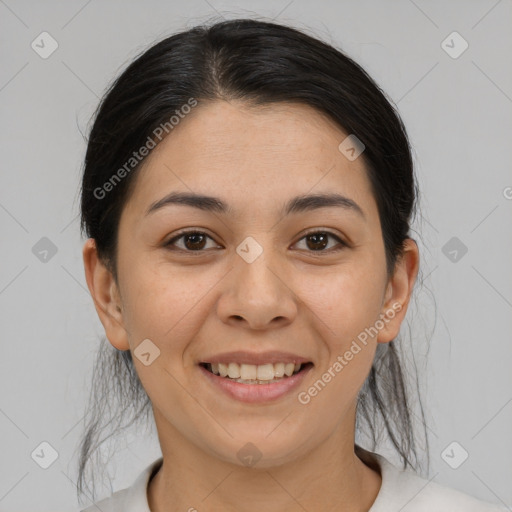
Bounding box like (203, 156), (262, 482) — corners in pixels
(164, 230), (220, 252)
(164, 229), (347, 254)
(293, 230), (347, 253)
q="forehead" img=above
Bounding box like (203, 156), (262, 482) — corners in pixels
(123, 100), (377, 220)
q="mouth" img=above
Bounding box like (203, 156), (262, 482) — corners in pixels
(198, 360), (314, 403)
(199, 361), (313, 384)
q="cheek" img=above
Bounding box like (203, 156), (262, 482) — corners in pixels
(298, 270), (382, 414)
(119, 262), (217, 355)
(300, 261), (386, 347)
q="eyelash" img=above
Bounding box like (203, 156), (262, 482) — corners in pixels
(164, 229), (347, 254)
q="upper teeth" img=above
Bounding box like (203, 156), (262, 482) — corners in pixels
(209, 362), (302, 380)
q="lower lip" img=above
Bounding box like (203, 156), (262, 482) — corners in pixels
(199, 364), (313, 404)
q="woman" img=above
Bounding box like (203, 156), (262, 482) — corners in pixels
(77, 18), (504, 511)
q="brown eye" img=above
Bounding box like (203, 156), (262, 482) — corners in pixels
(164, 229), (346, 254)
(165, 231), (218, 252)
(294, 231), (346, 252)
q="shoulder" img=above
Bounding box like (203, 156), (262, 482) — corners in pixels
(358, 447), (507, 512)
(80, 488), (129, 512)
(80, 457), (163, 512)
(386, 468), (505, 511)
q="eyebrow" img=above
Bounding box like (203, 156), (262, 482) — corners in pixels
(145, 191), (365, 219)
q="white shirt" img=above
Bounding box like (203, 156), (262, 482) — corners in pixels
(80, 446), (507, 511)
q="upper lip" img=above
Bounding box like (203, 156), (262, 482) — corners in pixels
(199, 351), (312, 366)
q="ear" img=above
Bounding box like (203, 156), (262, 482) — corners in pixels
(377, 238), (419, 344)
(82, 238), (130, 351)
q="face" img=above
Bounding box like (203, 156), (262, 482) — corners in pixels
(84, 100), (417, 468)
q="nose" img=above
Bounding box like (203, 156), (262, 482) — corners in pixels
(216, 247), (298, 331)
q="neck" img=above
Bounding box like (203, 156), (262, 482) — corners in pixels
(147, 408), (381, 512)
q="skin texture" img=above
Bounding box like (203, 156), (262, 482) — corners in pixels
(83, 100), (419, 512)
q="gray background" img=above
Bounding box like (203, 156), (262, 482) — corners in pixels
(1, 0), (511, 510)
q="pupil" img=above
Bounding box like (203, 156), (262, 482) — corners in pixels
(185, 233), (205, 250)
(307, 233), (328, 250)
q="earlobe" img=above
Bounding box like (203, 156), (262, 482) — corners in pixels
(377, 238), (419, 344)
(82, 238), (130, 351)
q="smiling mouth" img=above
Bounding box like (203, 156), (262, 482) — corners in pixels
(199, 362), (314, 384)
